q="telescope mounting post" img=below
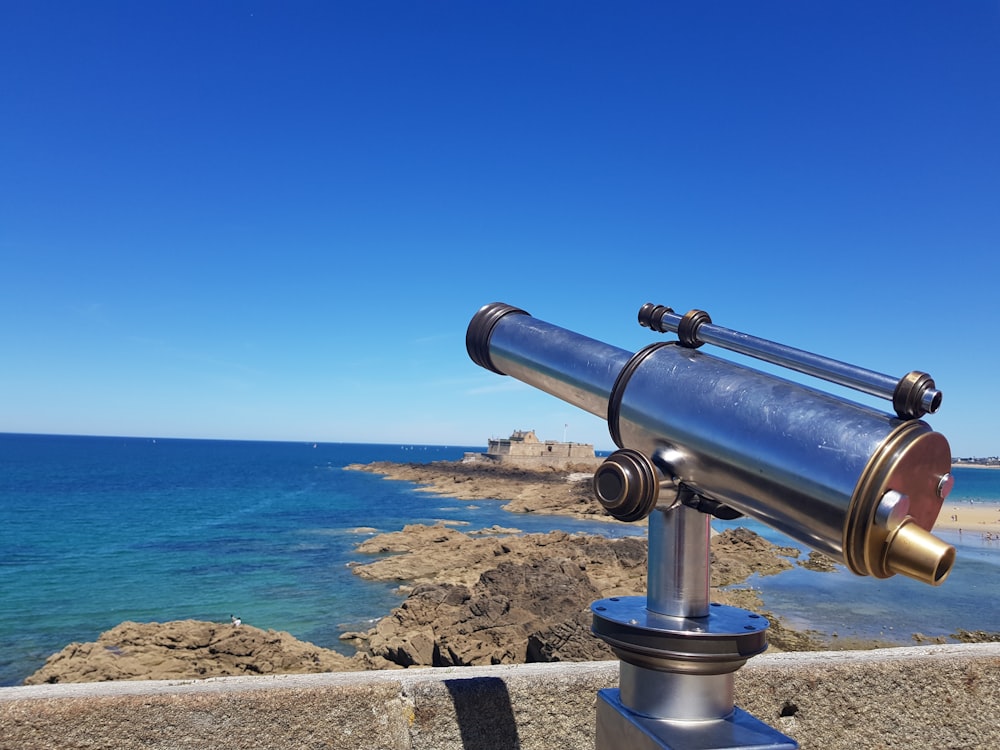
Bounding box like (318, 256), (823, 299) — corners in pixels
(591, 501), (798, 749)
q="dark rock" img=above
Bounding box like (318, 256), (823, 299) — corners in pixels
(711, 527), (796, 586)
(363, 558), (613, 668)
(952, 629), (1000, 643)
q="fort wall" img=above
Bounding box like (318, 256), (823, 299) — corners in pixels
(466, 429), (599, 469)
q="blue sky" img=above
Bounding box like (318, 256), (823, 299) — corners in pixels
(1, 2), (997, 455)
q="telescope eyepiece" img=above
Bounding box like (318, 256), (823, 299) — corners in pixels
(883, 520), (956, 586)
(893, 371), (941, 419)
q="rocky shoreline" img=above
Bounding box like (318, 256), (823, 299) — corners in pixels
(345, 456), (609, 519)
(26, 523), (814, 684)
(24, 458), (992, 684)
(24, 619), (361, 685)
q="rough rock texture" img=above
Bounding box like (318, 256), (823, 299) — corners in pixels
(710, 525), (798, 585)
(25, 620), (361, 685)
(346, 459), (606, 519)
(799, 549), (839, 572)
(353, 523), (648, 593)
(358, 558), (614, 667)
(346, 524), (804, 667)
(952, 629), (1000, 642)
(355, 523), (797, 594)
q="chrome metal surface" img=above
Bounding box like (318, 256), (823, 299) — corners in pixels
(614, 344), (952, 575)
(615, 344), (889, 560)
(874, 490), (910, 530)
(640, 305), (942, 416)
(648, 506), (710, 618)
(484, 312), (632, 419)
(591, 597), (769, 675)
(596, 690), (799, 750)
(619, 663), (733, 721)
(937, 472), (955, 500)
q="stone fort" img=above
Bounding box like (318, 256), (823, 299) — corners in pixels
(465, 429), (598, 468)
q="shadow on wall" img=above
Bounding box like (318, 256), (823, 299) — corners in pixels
(444, 677), (521, 749)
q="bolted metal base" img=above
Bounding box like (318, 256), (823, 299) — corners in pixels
(591, 595), (798, 749)
(596, 689), (798, 750)
(591, 597), (769, 677)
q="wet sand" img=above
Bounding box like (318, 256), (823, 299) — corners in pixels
(933, 504), (1000, 534)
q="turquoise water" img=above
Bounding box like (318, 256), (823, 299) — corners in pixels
(1, 434), (997, 686)
(0, 434), (636, 686)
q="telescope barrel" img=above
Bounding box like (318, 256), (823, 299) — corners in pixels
(467, 302), (956, 586)
(638, 303), (942, 419)
(466, 303), (633, 418)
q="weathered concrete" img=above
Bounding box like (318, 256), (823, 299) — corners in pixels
(2, 644), (998, 750)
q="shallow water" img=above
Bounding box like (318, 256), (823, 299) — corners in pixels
(0, 434), (637, 686)
(713, 498), (1000, 645)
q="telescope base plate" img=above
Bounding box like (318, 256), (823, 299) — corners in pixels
(592, 597), (769, 675)
(596, 689), (798, 750)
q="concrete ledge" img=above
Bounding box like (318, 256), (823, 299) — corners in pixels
(2, 644), (998, 749)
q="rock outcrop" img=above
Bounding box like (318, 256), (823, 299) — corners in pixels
(346, 460), (606, 519)
(25, 620), (361, 685)
(350, 558), (614, 668)
(710, 525), (799, 585)
(29, 453), (832, 684)
(26, 523), (811, 683)
(353, 523), (647, 593)
(344, 524), (805, 667)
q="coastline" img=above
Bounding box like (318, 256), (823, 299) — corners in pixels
(24, 521), (825, 684)
(344, 458), (609, 521)
(934, 503), (1000, 535)
(345, 459), (998, 649)
(347, 458), (1000, 534)
(20, 455), (997, 685)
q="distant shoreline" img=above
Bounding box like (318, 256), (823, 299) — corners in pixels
(934, 504), (1000, 534)
(349, 457), (1000, 537)
(953, 463), (1000, 470)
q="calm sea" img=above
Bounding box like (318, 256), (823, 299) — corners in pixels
(0, 434), (637, 686)
(1, 434), (997, 686)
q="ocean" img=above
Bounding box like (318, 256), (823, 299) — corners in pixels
(1, 433), (997, 687)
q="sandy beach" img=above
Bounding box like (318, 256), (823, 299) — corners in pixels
(934, 503), (1000, 535)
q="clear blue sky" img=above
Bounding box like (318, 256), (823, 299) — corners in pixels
(2, 2), (997, 456)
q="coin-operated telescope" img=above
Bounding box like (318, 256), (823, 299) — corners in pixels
(467, 302), (956, 750)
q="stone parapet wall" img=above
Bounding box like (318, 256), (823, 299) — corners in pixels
(2, 644), (998, 749)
